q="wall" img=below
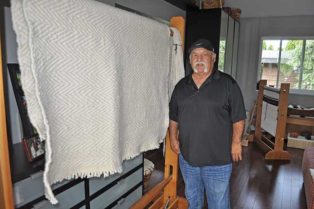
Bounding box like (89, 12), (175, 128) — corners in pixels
(97, 0), (185, 21)
(224, 0), (314, 18)
(3, 1), (185, 144)
(236, 15), (314, 110)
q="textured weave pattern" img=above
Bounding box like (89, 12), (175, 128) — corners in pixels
(11, 0), (183, 203)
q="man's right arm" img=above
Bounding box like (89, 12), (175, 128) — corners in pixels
(169, 120), (180, 154)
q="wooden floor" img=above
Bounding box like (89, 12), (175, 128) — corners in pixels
(144, 143), (307, 209)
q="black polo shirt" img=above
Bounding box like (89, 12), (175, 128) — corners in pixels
(169, 70), (246, 166)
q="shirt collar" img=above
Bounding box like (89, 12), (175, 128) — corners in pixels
(187, 69), (220, 85)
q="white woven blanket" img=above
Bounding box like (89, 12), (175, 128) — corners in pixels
(11, 0), (184, 204)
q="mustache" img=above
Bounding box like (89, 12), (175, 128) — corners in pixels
(192, 61), (208, 73)
(193, 61), (207, 68)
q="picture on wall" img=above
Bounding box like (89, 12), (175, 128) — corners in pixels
(22, 135), (45, 162)
(7, 63), (37, 138)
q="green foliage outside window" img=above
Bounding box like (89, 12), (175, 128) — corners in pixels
(302, 40), (314, 90)
(283, 40), (314, 90)
(219, 40), (226, 72)
(261, 39), (314, 90)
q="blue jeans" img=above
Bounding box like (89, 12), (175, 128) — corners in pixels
(179, 154), (232, 209)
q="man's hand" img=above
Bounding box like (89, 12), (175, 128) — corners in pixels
(169, 120), (180, 154)
(231, 141), (242, 162)
(170, 138), (180, 154)
(232, 120), (245, 162)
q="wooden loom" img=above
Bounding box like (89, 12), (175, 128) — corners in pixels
(130, 16), (188, 209)
(286, 100), (314, 149)
(0, 22), (15, 209)
(130, 130), (188, 209)
(254, 80), (291, 160)
(0, 15), (187, 209)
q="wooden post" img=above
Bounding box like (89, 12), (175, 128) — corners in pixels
(163, 15), (185, 206)
(170, 16), (185, 49)
(265, 83), (291, 160)
(162, 131), (179, 204)
(254, 80), (291, 160)
(274, 83), (289, 151)
(0, 25), (14, 209)
(131, 16), (187, 209)
(254, 80), (267, 142)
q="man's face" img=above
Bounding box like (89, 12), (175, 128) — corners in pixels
(189, 48), (216, 73)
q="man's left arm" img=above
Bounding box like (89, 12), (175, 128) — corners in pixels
(231, 120), (245, 162)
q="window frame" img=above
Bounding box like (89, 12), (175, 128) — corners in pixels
(258, 36), (314, 96)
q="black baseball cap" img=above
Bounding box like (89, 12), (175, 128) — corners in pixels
(188, 39), (215, 55)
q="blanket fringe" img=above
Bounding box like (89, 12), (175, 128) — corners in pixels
(45, 140), (163, 203)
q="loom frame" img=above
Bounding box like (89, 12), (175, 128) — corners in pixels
(254, 80), (291, 160)
(130, 16), (188, 209)
(0, 10), (188, 209)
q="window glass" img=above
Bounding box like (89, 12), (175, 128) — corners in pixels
(260, 40), (280, 87)
(259, 38), (314, 91)
(219, 40), (226, 72)
(278, 40), (302, 89)
(219, 11), (228, 72)
(302, 40), (314, 90)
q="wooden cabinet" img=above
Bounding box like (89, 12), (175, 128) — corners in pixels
(185, 7), (240, 77)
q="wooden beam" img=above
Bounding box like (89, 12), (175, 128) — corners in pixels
(254, 80), (267, 142)
(162, 130), (178, 204)
(0, 23), (14, 209)
(255, 138), (272, 153)
(254, 81), (291, 161)
(130, 176), (172, 209)
(161, 17), (186, 206)
(274, 83), (289, 151)
(177, 197), (188, 208)
(265, 150), (290, 161)
(167, 198), (178, 209)
(147, 195), (163, 209)
(287, 117), (314, 127)
(288, 108), (314, 118)
(170, 16), (185, 50)
(131, 16), (187, 209)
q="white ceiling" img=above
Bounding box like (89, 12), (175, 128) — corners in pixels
(224, 0), (314, 18)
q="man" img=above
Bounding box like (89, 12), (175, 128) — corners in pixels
(169, 39), (246, 209)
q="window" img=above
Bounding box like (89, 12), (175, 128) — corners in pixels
(218, 40), (226, 72)
(259, 38), (314, 91)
